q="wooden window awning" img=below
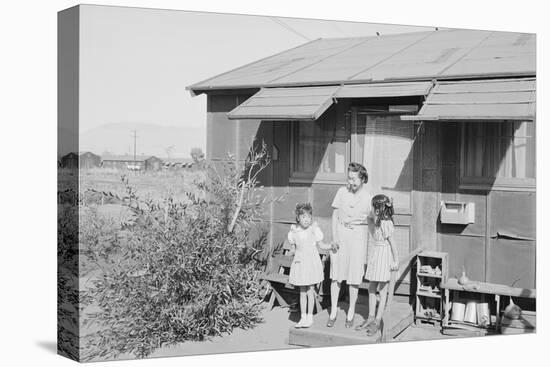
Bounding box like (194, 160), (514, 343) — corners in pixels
(227, 86), (339, 120)
(402, 78), (536, 121)
(335, 81), (433, 98)
(227, 81), (433, 120)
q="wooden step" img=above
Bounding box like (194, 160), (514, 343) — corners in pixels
(288, 301), (414, 347)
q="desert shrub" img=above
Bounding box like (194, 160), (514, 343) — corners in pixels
(57, 203), (82, 360)
(80, 190), (122, 206)
(79, 206), (124, 275)
(81, 147), (272, 361)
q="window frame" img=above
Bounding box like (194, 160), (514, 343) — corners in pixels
(289, 117), (351, 184)
(459, 121), (536, 192)
(288, 106), (417, 190)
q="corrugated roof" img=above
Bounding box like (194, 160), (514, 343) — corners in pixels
(188, 29), (535, 93)
(402, 78), (536, 121)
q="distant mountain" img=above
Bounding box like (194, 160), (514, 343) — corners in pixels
(80, 122), (205, 158)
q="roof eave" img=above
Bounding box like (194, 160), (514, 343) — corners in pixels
(188, 72), (536, 95)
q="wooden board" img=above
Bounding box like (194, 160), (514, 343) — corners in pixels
(288, 301), (413, 347)
(500, 313), (536, 334)
(441, 278), (535, 298)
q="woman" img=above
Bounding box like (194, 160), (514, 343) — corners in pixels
(327, 162), (371, 328)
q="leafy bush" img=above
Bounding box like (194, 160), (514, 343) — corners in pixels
(81, 149), (271, 361)
(57, 203), (80, 360)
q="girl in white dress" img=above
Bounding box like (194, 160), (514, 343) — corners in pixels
(362, 194), (399, 336)
(288, 203), (337, 328)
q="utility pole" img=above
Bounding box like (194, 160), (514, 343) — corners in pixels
(132, 130), (138, 169)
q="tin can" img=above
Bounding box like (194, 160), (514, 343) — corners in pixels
(464, 300), (478, 324)
(450, 300), (466, 322)
(477, 302), (490, 326)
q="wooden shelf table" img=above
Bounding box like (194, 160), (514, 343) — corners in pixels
(441, 278), (536, 331)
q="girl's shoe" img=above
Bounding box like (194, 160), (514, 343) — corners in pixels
(302, 314), (314, 328)
(366, 318), (381, 336)
(295, 314), (307, 328)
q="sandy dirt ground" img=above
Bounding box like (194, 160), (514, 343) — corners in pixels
(149, 304), (453, 359)
(151, 305), (301, 358)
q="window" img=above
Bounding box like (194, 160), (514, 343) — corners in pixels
(461, 121), (535, 190)
(290, 116), (350, 182)
(289, 107), (416, 213)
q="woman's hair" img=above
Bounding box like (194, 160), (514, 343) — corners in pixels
(295, 202), (313, 222)
(371, 194), (394, 226)
(348, 162), (369, 183)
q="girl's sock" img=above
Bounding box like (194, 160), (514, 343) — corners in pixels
(295, 313), (306, 328)
(304, 313), (313, 327)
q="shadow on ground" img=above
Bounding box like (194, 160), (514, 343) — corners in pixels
(36, 340), (57, 355)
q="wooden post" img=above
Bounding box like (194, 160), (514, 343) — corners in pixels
(443, 288), (450, 326)
(495, 294), (501, 330)
(381, 268), (398, 342)
(380, 247), (423, 342)
(267, 289), (276, 310)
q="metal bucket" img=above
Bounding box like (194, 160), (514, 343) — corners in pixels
(451, 300), (466, 322)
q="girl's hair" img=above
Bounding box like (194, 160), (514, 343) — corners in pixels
(348, 162), (369, 183)
(371, 194), (394, 226)
(295, 202), (313, 222)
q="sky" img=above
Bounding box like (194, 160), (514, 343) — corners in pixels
(78, 5), (432, 156)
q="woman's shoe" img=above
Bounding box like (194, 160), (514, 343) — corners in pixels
(355, 316), (375, 331)
(345, 316), (355, 328)
(366, 318), (381, 336)
(326, 314), (337, 327)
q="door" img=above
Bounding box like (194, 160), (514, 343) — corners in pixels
(352, 108), (415, 271)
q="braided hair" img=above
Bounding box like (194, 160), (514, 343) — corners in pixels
(371, 194), (394, 227)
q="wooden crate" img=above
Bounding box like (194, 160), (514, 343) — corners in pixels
(415, 251), (448, 325)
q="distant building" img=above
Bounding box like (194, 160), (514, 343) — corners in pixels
(61, 151), (103, 169)
(101, 155), (163, 170)
(60, 152), (78, 169)
(144, 156), (163, 171)
(79, 152), (101, 169)
(162, 158), (194, 170)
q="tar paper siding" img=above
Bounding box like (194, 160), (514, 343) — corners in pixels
(439, 123), (535, 289)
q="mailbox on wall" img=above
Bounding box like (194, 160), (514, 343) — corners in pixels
(440, 201), (475, 225)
